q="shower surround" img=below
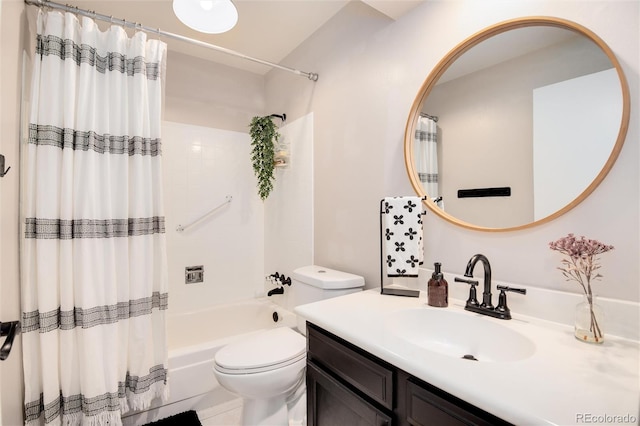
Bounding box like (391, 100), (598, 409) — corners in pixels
(162, 114), (313, 315)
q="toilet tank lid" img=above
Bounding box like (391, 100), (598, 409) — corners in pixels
(292, 265), (365, 289)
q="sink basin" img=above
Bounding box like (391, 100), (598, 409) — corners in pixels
(384, 308), (536, 362)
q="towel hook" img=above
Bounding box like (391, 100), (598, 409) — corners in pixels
(0, 321), (20, 361)
(0, 155), (10, 177)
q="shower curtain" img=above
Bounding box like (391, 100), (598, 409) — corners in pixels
(415, 115), (442, 208)
(22, 10), (169, 425)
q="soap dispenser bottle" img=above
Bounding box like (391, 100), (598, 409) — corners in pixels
(428, 262), (448, 307)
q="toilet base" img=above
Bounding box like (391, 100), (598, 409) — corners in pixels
(239, 377), (306, 426)
(241, 396), (288, 426)
(286, 381), (306, 425)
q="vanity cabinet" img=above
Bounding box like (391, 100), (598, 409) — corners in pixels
(307, 363), (392, 426)
(306, 322), (512, 426)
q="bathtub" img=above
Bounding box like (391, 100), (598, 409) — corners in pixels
(123, 298), (298, 425)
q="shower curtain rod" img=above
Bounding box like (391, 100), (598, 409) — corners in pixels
(24, 0), (320, 82)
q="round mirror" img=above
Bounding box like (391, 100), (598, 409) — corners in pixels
(404, 17), (630, 231)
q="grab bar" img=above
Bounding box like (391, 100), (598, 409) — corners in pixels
(0, 321), (20, 361)
(176, 195), (232, 232)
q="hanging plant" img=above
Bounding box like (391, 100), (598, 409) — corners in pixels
(249, 116), (280, 200)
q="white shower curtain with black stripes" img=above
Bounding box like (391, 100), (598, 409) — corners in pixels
(415, 115), (442, 208)
(22, 10), (169, 426)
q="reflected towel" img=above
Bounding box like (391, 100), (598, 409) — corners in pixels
(383, 196), (424, 277)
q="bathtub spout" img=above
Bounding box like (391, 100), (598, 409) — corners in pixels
(267, 286), (284, 297)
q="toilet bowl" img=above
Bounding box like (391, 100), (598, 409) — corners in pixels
(212, 266), (365, 425)
(213, 327), (306, 425)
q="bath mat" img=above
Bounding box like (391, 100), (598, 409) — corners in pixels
(143, 410), (202, 426)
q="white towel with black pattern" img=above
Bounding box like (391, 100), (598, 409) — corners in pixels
(383, 196), (424, 277)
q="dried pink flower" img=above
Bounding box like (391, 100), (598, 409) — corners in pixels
(549, 233), (614, 296)
(549, 234), (613, 343)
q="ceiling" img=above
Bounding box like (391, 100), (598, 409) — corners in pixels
(59, 0), (425, 75)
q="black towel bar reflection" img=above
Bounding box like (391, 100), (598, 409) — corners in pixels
(0, 321), (20, 361)
(458, 187), (511, 198)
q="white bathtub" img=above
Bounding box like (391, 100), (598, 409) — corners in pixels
(123, 298), (298, 425)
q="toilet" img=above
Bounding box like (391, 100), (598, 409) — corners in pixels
(212, 265), (365, 426)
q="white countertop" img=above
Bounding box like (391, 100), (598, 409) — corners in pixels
(295, 289), (640, 426)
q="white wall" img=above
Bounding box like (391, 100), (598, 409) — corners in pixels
(162, 121), (265, 314)
(533, 68), (621, 219)
(265, 0), (639, 304)
(264, 113), (315, 305)
(164, 50), (265, 133)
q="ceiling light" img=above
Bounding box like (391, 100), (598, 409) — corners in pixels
(173, 0), (238, 34)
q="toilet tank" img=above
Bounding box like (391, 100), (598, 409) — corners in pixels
(290, 265), (365, 306)
(290, 265), (364, 333)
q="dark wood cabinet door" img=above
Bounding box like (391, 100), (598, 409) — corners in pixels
(400, 372), (512, 426)
(307, 324), (394, 410)
(307, 322), (394, 410)
(307, 362), (393, 426)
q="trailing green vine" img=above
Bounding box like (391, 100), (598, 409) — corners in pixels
(249, 116), (280, 200)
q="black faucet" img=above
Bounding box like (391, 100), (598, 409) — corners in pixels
(266, 272), (291, 297)
(466, 254), (493, 309)
(454, 254), (526, 320)
(267, 286), (284, 296)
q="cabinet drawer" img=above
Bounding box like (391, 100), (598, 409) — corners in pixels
(307, 323), (394, 410)
(307, 362), (392, 426)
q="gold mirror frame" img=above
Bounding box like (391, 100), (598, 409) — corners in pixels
(404, 16), (630, 232)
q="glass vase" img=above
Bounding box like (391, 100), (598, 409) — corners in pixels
(575, 294), (604, 344)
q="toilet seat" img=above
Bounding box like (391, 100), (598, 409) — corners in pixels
(214, 327), (306, 375)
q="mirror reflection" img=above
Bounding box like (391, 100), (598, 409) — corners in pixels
(406, 19), (629, 231)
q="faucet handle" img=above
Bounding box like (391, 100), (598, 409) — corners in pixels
(454, 277), (480, 308)
(496, 285), (526, 294)
(495, 285), (527, 319)
(454, 277), (478, 285)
